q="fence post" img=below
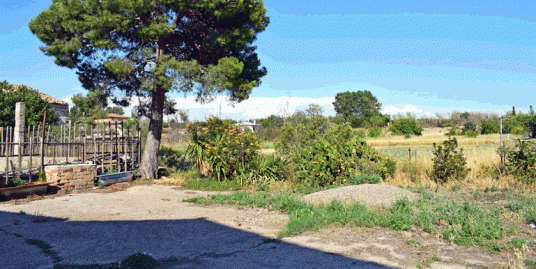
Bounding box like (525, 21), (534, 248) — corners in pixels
(14, 102), (25, 156)
(137, 122), (141, 167)
(40, 111), (46, 173)
(109, 121), (112, 172)
(4, 127), (9, 184)
(500, 118), (504, 167)
(29, 126), (33, 181)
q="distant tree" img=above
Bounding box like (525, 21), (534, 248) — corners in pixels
(333, 91), (382, 120)
(512, 106), (516, 116)
(70, 89), (124, 123)
(305, 103), (324, 118)
(0, 81), (56, 127)
(106, 107), (124, 115)
(178, 109), (189, 124)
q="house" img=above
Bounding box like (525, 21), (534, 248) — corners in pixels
(7, 84), (70, 124)
(94, 113), (130, 124)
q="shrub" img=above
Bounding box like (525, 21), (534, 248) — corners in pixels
(237, 154), (286, 186)
(480, 118), (500, 134)
(368, 126), (382, 138)
(347, 173), (381, 185)
(464, 130), (478, 138)
(6, 177), (27, 187)
(445, 128), (457, 136)
(389, 118), (423, 136)
(503, 114), (535, 135)
(186, 117), (260, 181)
(499, 140), (536, 184)
(159, 146), (187, 170)
(431, 137), (470, 184)
(463, 121), (476, 132)
(275, 122), (395, 186)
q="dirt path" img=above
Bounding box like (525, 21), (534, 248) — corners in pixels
(0, 184), (527, 268)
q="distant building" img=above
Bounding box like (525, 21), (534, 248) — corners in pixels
(94, 114), (130, 125)
(6, 84), (70, 124)
(236, 121), (260, 132)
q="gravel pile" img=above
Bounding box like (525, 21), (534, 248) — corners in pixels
(302, 184), (418, 208)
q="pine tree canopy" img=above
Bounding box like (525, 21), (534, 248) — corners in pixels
(29, 0), (269, 105)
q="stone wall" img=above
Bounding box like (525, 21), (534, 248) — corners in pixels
(45, 164), (96, 192)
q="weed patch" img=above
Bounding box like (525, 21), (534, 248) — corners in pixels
(186, 190), (526, 251)
(183, 177), (242, 191)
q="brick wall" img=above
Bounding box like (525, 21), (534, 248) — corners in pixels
(45, 164), (96, 191)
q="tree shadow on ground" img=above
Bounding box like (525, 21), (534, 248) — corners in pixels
(0, 210), (395, 269)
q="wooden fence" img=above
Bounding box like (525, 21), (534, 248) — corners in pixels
(0, 121), (141, 183)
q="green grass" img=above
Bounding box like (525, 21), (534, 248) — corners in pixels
(183, 177), (242, 191)
(185, 190), (533, 252)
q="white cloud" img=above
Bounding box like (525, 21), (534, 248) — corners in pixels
(170, 95), (336, 121)
(382, 104), (423, 115)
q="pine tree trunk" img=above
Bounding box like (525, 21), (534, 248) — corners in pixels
(139, 87), (166, 179)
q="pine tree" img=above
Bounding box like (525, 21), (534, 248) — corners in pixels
(29, 0), (269, 178)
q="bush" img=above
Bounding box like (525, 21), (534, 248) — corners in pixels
(368, 126), (382, 138)
(237, 154), (286, 186)
(499, 140), (536, 184)
(431, 137), (470, 184)
(186, 117), (260, 181)
(389, 118), (423, 136)
(347, 174), (381, 185)
(445, 128), (457, 136)
(159, 146), (187, 170)
(480, 118), (500, 134)
(503, 114), (535, 135)
(464, 130), (478, 138)
(275, 122), (395, 187)
(463, 121), (476, 132)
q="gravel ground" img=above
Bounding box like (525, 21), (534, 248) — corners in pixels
(302, 184), (418, 207)
(0, 182), (522, 268)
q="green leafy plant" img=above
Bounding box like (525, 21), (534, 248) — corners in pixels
(38, 171), (47, 182)
(480, 118), (500, 134)
(6, 177), (28, 188)
(463, 121), (476, 132)
(431, 137), (470, 184)
(389, 118), (423, 136)
(275, 122), (395, 187)
(186, 117), (261, 181)
(347, 173), (381, 185)
(464, 130), (478, 138)
(367, 126), (382, 138)
(499, 140), (536, 184)
(158, 146), (187, 170)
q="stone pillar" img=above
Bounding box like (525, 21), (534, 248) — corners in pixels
(14, 102), (25, 155)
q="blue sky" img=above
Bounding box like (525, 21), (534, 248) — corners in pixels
(1, 0), (535, 120)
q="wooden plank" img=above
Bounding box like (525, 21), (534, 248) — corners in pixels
(122, 121), (126, 172)
(101, 123), (104, 173)
(68, 123), (72, 163)
(109, 121), (112, 172)
(29, 126), (33, 181)
(127, 124), (131, 171)
(136, 122), (140, 165)
(92, 124), (96, 165)
(1, 127), (3, 158)
(6, 127), (10, 183)
(115, 121), (119, 172)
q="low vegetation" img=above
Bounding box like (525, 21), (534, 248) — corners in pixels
(154, 103), (536, 257)
(186, 188), (536, 252)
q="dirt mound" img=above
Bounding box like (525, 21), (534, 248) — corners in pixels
(302, 184), (418, 208)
